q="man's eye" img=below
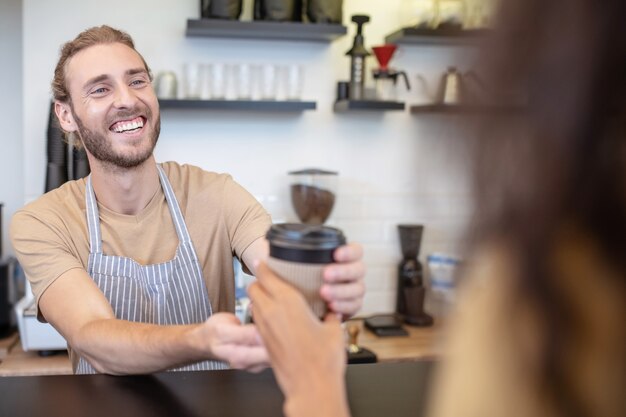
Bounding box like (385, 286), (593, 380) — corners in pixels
(91, 87), (108, 95)
(131, 79), (147, 87)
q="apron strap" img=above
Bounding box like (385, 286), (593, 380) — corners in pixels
(157, 165), (193, 245)
(85, 175), (103, 254)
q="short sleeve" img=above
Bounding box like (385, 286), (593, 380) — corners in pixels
(10, 209), (85, 316)
(221, 176), (271, 260)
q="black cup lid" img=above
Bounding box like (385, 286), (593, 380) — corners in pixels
(266, 223), (346, 251)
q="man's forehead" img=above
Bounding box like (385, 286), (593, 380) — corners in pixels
(66, 42), (146, 84)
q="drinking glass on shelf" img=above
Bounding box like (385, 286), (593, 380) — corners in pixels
(207, 62), (227, 100)
(399, 0), (437, 29)
(260, 64), (278, 101)
(234, 63), (253, 100)
(183, 62), (204, 99)
(434, 0), (467, 29)
(284, 64), (304, 101)
(249, 64), (263, 100)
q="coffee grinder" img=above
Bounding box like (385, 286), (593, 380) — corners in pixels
(289, 169), (338, 225)
(345, 15), (371, 100)
(372, 44), (411, 101)
(396, 225), (433, 326)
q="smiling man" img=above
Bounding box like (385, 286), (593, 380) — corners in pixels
(10, 26), (365, 375)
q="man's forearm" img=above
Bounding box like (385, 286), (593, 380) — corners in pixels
(72, 319), (208, 374)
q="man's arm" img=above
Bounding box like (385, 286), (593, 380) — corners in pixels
(40, 268), (268, 374)
(242, 237), (366, 318)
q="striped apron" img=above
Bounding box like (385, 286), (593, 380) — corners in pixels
(76, 165), (228, 374)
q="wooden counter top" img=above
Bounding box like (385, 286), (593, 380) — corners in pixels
(0, 318), (444, 376)
(347, 317), (444, 362)
(0, 333), (71, 377)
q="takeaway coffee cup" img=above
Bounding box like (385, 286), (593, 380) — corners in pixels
(265, 223), (346, 318)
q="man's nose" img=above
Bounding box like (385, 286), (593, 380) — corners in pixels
(113, 84), (138, 108)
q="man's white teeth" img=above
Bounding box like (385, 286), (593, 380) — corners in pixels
(113, 119), (144, 133)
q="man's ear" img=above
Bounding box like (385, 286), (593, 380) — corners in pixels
(54, 101), (78, 133)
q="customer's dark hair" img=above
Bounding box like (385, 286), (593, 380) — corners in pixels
(468, 0), (626, 415)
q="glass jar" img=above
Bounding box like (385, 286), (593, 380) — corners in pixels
(399, 0), (438, 29)
(434, 0), (467, 29)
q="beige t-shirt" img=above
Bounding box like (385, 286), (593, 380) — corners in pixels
(10, 162), (271, 319)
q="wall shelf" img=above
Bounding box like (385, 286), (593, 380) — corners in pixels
(186, 19), (347, 42)
(410, 103), (525, 114)
(385, 27), (490, 46)
(159, 99), (317, 112)
(334, 100), (405, 113)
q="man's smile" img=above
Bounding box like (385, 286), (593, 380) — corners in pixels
(110, 116), (146, 134)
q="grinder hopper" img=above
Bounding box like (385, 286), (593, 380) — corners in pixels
(289, 169), (338, 225)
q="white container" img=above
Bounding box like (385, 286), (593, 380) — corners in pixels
(426, 253), (462, 318)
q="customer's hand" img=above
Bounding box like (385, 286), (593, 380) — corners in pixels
(200, 312), (269, 372)
(248, 262), (350, 417)
(322, 243), (366, 318)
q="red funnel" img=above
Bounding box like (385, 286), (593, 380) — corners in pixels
(372, 44), (398, 71)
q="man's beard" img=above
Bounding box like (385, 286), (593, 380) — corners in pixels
(73, 108), (160, 169)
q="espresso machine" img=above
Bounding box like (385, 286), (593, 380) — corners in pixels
(396, 225), (433, 326)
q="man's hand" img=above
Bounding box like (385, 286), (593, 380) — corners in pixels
(242, 237), (366, 318)
(198, 312), (269, 372)
(320, 243), (366, 318)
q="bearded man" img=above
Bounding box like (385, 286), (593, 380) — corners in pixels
(10, 25), (365, 375)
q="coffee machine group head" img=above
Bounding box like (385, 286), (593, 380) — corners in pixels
(372, 44), (411, 101)
(345, 15), (371, 100)
(396, 224), (433, 326)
